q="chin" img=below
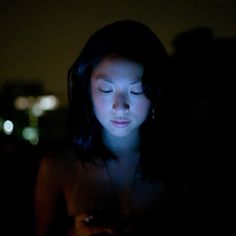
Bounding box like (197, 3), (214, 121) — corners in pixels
(109, 129), (133, 138)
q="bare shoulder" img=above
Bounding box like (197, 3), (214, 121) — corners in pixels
(36, 149), (79, 190)
(38, 152), (67, 176)
(37, 149), (105, 190)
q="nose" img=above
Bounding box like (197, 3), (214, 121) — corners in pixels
(112, 92), (129, 113)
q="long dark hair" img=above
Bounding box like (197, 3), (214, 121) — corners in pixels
(68, 19), (173, 180)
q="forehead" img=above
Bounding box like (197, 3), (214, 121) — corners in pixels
(91, 57), (144, 82)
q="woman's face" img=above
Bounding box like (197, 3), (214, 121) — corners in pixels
(90, 56), (151, 138)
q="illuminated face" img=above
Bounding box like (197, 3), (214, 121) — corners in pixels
(90, 57), (151, 138)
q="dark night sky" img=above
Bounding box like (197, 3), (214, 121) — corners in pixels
(0, 0), (235, 106)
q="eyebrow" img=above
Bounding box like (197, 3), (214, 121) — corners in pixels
(95, 74), (142, 84)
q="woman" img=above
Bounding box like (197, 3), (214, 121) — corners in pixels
(35, 20), (182, 236)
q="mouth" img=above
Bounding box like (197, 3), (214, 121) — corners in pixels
(110, 119), (131, 127)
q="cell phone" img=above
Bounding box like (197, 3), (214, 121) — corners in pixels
(85, 207), (121, 228)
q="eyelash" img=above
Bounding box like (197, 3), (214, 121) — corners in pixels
(99, 89), (143, 95)
(130, 91), (143, 95)
(99, 88), (113, 93)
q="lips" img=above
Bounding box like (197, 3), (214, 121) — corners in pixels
(111, 119), (131, 127)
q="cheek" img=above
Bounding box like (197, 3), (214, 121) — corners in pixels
(134, 98), (151, 114)
(92, 94), (110, 114)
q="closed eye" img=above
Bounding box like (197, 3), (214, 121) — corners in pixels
(130, 91), (144, 95)
(99, 88), (113, 93)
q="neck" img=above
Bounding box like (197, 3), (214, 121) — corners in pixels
(102, 129), (140, 157)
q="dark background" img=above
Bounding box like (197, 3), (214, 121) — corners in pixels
(0, 1), (234, 235)
(0, 0), (235, 104)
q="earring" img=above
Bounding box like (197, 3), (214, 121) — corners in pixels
(152, 107), (156, 120)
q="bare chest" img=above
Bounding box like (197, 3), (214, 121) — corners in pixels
(63, 162), (165, 218)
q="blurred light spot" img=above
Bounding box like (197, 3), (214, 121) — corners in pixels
(38, 95), (58, 110)
(14, 96), (36, 110)
(22, 127), (39, 145)
(3, 120), (14, 135)
(14, 95), (59, 113)
(27, 96), (36, 108)
(14, 96), (29, 110)
(32, 104), (44, 117)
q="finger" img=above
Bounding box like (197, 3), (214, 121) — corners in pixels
(75, 213), (113, 236)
